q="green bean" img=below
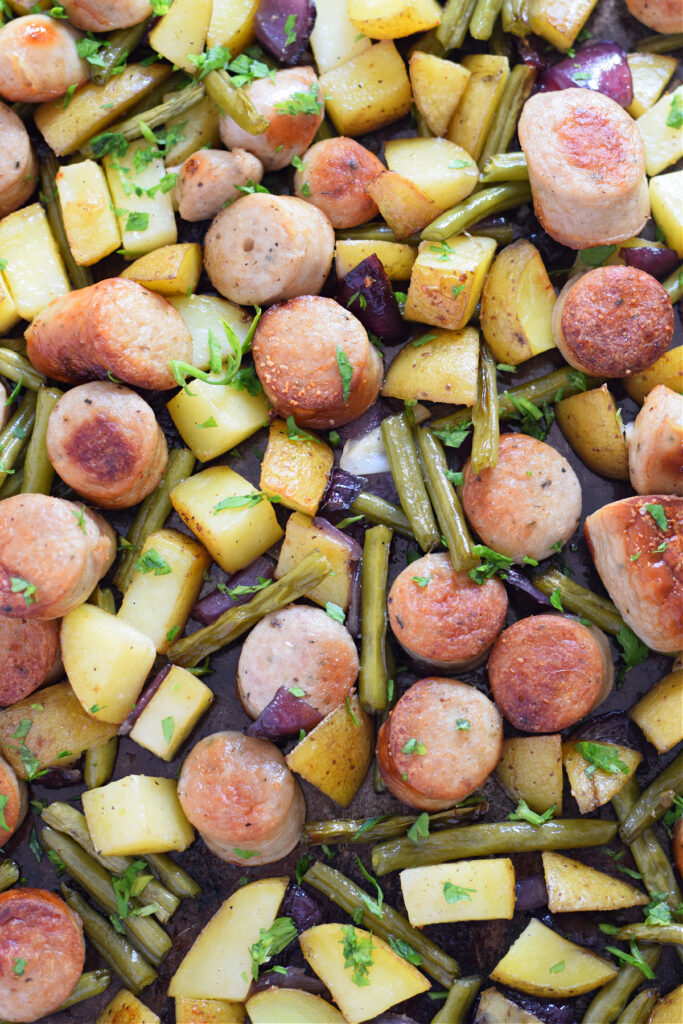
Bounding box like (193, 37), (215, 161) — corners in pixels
(114, 447), (195, 592)
(471, 342), (499, 474)
(470, 221), (515, 245)
(409, 28), (447, 57)
(532, 568), (624, 634)
(0, 391), (36, 491)
(61, 886), (157, 993)
(662, 264), (683, 305)
(501, 0), (530, 35)
(303, 861), (460, 987)
(335, 223), (406, 243)
(143, 852), (201, 899)
(621, 752), (683, 843)
(480, 64), (537, 166)
(304, 803), (488, 845)
(437, 0), (478, 49)
(614, 923), (683, 945)
(88, 586), (117, 615)
(351, 491), (414, 539)
(612, 778), (683, 912)
(0, 466), (23, 498)
(0, 349), (45, 390)
(470, 0), (503, 39)
(40, 825), (172, 965)
(168, 549), (332, 667)
(41, 803), (179, 924)
(421, 183), (532, 241)
(0, 859), (19, 892)
(415, 107), (434, 137)
(480, 151), (529, 183)
(415, 427), (477, 571)
(82, 83), (206, 157)
(39, 154), (93, 291)
(373, 755), (387, 794)
(359, 525), (393, 713)
(205, 70), (270, 135)
(0, 337), (27, 354)
(90, 18), (153, 86)
(372, 819), (619, 875)
(431, 976), (482, 1024)
(489, 17), (514, 58)
(59, 969), (112, 1010)
(313, 118), (335, 143)
(21, 385), (61, 495)
(636, 32), (683, 52)
(581, 945), (661, 1024)
(381, 413), (440, 552)
(84, 736), (119, 789)
(615, 989), (659, 1024)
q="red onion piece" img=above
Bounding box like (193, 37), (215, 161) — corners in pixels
(192, 557), (276, 626)
(345, 560), (362, 638)
(118, 664), (171, 736)
(319, 467), (365, 517)
(568, 710), (640, 750)
(40, 767), (83, 788)
(517, 35), (550, 70)
(249, 967), (326, 997)
(504, 567), (552, 607)
(620, 245), (679, 279)
(282, 883), (325, 931)
(538, 41), (633, 107)
(515, 874), (548, 911)
(311, 515), (362, 562)
(246, 686), (323, 740)
(337, 255), (405, 343)
(336, 399), (392, 445)
(254, 0), (316, 65)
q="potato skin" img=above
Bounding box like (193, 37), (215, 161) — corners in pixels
(0, 101), (37, 219)
(0, 615), (59, 706)
(293, 137), (383, 228)
(0, 15), (88, 103)
(552, 267), (673, 377)
(625, 0), (683, 34)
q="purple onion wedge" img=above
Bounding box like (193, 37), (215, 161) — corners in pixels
(538, 41), (633, 107)
(319, 467), (365, 517)
(40, 767), (83, 788)
(118, 665), (171, 737)
(504, 567), (552, 607)
(282, 883), (325, 931)
(246, 686), (323, 740)
(337, 255), (405, 343)
(620, 245), (679, 279)
(249, 967), (326, 997)
(192, 557), (275, 626)
(254, 0), (316, 65)
(515, 874), (548, 911)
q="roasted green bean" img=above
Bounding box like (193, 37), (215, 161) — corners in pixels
(0, 391), (36, 491)
(359, 525), (393, 713)
(59, 969), (112, 1010)
(471, 342), (499, 474)
(39, 154), (93, 291)
(205, 70), (270, 135)
(662, 264), (683, 305)
(615, 989), (659, 1024)
(88, 586), (117, 615)
(480, 151), (529, 183)
(0, 337), (28, 354)
(351, 491), (414, 539)
(614, 922), (683, 945)
(83, 736), (119, 789)
(313, 118), (335, 143)
(501, 0), (530, 35)
(421, 183), (532, 242)
(168, 549), (332, 666)
(0, 349), (45, 391)
(143, 852), (201, 899)
(303, 861), (460, 987)
(82, 84), (205, 157)
(415, 427), (478, 571)
(532, 568), (625, 635)
(304, 803), (487, 845)
(0, 859), (19, 892)
(372, 819), (619, 875)
(0, 466), (23, 498)
(432, 976), (482, 1024)
(61, 886), (157, 993)
(470, 0), (503, 39)
(635, 32), (683, 52)
(335, 223), (405, 243)
(479, 64), (536, 165)
(620, 752), (683, 842)
(581, 945), (661, 1024)
(381, 413), (440, 552)
(90, 18), (153, 86)
(21, 386), (61, 495)
(470, 221), (515, 245)
(415, 108), (434, 137)
(409, 28), (447, 57)
(612, 778), (682, 911)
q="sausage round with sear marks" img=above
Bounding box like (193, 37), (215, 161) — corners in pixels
(177, 731), (306, 865)
(0, 15), (88, 103)
(552, 266), (673, 378)
(0, 888), (85, 1023)
(387, 553), (508, 671)
(61, 0), (154, 32)
(0, 754), (27, 842)
(0, 101), (37, 220)
(0, 494), (116, 620)
(461, 433), (582, 563)
(25, 278), (193, 391)
(176, 148), (264, 223)
(293, 137), (384, 228)
(203, 193), (335, 307)
(376, 677), (503, 810)
(625, 0), (683, 34)
(236, 604), (359, 719)
(252, 295), (382, 429)
(518, 88), (648, 249)
(0, 615), (60, 707)
(46, 381), (168, 510)
(628, 385), (683, 496)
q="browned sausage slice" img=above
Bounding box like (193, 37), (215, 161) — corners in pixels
(293, 138), (384, 228)
(0, 494), (116, 619)
(628, 385), (683, 496)
(376, 677), (503, 810)
(0, 754), (27, 842)
(176, 148), (264, 223)
(0, 888), (85, 1023)
(387, 553), (507, 671)
(62, 0), (153, 31)
(0, 101), (37, 219)
(0, 15), (88, 103)
(46, 381), (168, 509)
(625, 0), (683, 34)
(177, 732), (305, 865)
(0, 615), (59, 706)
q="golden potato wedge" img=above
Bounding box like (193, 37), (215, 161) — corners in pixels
(480, 239), (556, 366)
(348, 0), (441, 39)
(626, 52), (677, 119)
(623, 345), (683, 404)
(83, 775), (195, 856)
(104, 140), (177, 256)
(404, 234), (497, 330)
(334, 239), (417, 281)
(175, 999), (245, 1024)
(130, 666), (213, 762)
(365, 171), (438, 241)
(246, 988), (345, 1024)
(164, 95), (221, 166)
(495, 735), (563, 817)
(555, 385), (629, 481)
(382, 326), (479, 405)
(542, 852), (648, 913)
(0, 270), (21, 334)
(400, 859), (516, 926)
(120, 244), (203, 296)
(649, 170), (683, 257)
(384, 138), (479, 213)
(320, 41), (412, 137)
(149, 0), (212, 73)
(286, 693), (373, 807)
(528, 0), (599, 49)
(311, 0), (371, 74)
(167, 377), (271, 463)
(638, 85), (683, 177)
(447, 54), (509, 162)
(168, 293), (253, 370)
(629, 669), (683, 754)
(275, 512), (358, 610)
(562, 742), (642, 815)
(55, 160), (120, 266)
(647, 986), (683, 1024)
(474, 988), (544, 1024)
(207, 0), (258, 52)
(0, 203), (70, 321)
(260, 419), (334, 516)
(409, 52), (471, 137)
(95, 990), (160, 1024)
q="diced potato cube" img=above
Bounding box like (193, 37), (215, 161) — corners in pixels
(365, 171), (438, 241)
(409, 52), (471, 137)
(120, 243), (202, 295)
(624, 345), (683, 404)
(275, 512), (357, 610)
(382, 326), (479, 405)
(542, 852), (648, 913)
(167, 377), (271, 463)
(400, 859), (515, 926)
(384, 138), (479, 213)
(260, 419), (334, 516)
(348, 0), (441, 39)
(528, 0), (599, 49)
(129, 665), (213, 762)
(164, 96), (221, 166)
(648, 986), (683, 1024)
(629, 669), (683, 753)
(311, 0), (371, 74)
(95, 989), (160, 1024)
(170, 466), (283, 574)
(637, 86), (683, 177)
(0, 271), (20, 333)
(247, 989), (345, 1024)
(117, 529), (211, 653)
(626, 52), (677, 119)
(0, 204), (70, 320)
(495, 735), (563, 816)
(55, 160), (120, 266)
(475, 988), (544, 1024)
(556, 385), (629, 481)
(320, 41), (412, 137)
(447, 54), (509, 162)
(104, 139), (177, 256)
(335, 239), (417, 281)
(404, 234), (497, 330)
(649, 170), (683, 257)
(149, 0), (212, 73)
(175, 998), (245, 1024)
(169, 293), (253, 370)
(207, 0), (259, 53)
(562, 742), (642, 814)
(83, 775), (195, 856)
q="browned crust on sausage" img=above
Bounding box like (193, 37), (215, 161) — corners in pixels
(0, 615), (59, 706)
(625, 0), (683, 33)
(294, 138), (383, 228)
(0, 15), (88, 103)
(487, 615), (605, 732)
(0, 101), (37, 219)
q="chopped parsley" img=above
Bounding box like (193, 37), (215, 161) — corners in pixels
(134, 548), (172, 576)
(443, 882), (475, 903)
(161, 717), (175, 745)
(285, 415), (315, 442)
(274, 82), (322, 116)
(665, 93), (683, 130)
(13, 958), (26, 976)
(249, 916), (297, 979)
(411, 575), (431, 587)
(325, 601), (346, 624)
(508, 799), (556, 825)
(605, 940), (655, 979)
(573, 741), (630, 778)
(217, 577), (272, 599)
(407, 812), (430, 843)
(10, 576), (37, 606)
(432, 423), (471, 449)
(72, 506), (87, 534)
(402, 738), (426, 756)
(340, 925), (373, 986)
(0, 794), (9, 831)
(336, 346), (353, 404)
(388, 936), (423, 965)
(580, 245), (617, 267)
(284, 13), (297, 46)
(170, 307), (261, 396)
(644, 502), (668, 532)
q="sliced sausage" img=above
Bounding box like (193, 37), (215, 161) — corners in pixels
(585, 495), (683, 654)
(293, 138), (384, 228)
(387, 553), (508, 671)
(237, 604), (359, 719)
(0, 888), (85, 1024)
(487, 614), (613, 733)
(0, 754), (27, 842)
(25, 278), (192, 391)
(0, 615), (60, 706)
(518, 88), (648, 249)
(376, 677), (503, 810)
(176, 148), (264, 223)
(0, 101), (37, 220)
(61, 0), (153, 32)
(0, 15), (88, 103)
(218, 67), (324, 172)
(628, 385), (683, 496)
(252, 295), (382, 429)
(177, 731), (305, 865)
(625, 0), (683, 34)
(0, 494), (116, 620)
(203, 193), (334, 307)
(46, 381), (168, 509)
(552, 267), (673, 377)
(461, 433), (582, 563)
